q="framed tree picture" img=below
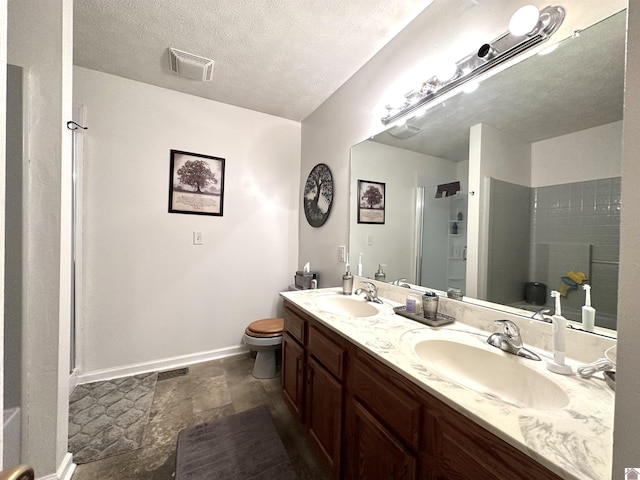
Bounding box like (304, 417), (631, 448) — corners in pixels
(168, 150), (225, 216)
(357, 180), (385, 224)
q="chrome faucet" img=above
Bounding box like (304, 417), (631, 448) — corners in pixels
(486, 319), (540, 361)
(354, 281), (384, 304)
(392, 278), (411, 288)
(531, 308), (552, 322)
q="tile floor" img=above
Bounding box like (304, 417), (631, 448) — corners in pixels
(71, 354), (329, 480)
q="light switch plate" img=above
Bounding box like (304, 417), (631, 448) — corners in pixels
(338, 245), (346, 262)
(193, 231), (203, 245)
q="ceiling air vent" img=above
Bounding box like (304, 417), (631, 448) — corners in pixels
(168, 48), (214, 81)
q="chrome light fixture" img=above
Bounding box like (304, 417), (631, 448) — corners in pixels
(379, 5), (565, 125)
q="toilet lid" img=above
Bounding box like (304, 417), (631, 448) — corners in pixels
(245, 318), (284, 338)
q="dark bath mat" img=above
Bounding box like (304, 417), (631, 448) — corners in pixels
(68, 372), (157, 464)
(175, 405), (297, 480)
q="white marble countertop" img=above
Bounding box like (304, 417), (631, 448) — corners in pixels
(280, 286), (615, 480)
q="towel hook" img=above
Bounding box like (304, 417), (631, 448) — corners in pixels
(66, 121), (87, 131)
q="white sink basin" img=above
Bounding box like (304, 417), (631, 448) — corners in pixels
(315, 295), (380, 317)
(414, 339), (569, 410)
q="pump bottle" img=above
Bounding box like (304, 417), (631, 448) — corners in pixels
(342, 253), (353, 295)
(374, 264), (386, 282)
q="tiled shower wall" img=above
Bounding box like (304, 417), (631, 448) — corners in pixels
(531, 177), (620, 327)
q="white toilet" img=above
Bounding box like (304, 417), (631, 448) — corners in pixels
(243, 318), (284, 379)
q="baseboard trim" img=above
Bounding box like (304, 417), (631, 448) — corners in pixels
(57, 453), (76, 480)
(37, 452), (75, 480)
(75, 344), (249, 384)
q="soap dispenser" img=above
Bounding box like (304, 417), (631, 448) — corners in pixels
(374, 264), (386, 282)
(546, 290), (573, 375)
(342, 253), (353, 295)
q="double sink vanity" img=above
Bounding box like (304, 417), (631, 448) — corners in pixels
(280, 279), (615, 480)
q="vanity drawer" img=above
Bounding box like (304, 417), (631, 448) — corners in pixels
(308, 324), (345, 380)
(284, 304), (306, 345)
(352, 349), (421, 450)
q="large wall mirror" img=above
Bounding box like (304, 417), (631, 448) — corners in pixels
(350, 10), (625, 333)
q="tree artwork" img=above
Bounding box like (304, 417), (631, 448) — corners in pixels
(357, 180), (385, 224)
(177, 159), (218, 193)
(303, 163), (334, 228)
(169, 150), (226, 217)
(361, 185), (383, 208)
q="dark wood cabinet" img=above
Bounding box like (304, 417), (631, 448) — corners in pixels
(281, 299), (563, 480)
(307, 357), (343, 477)
(350, 399), (416, 480)
(424, 399), (562, 480)
(283, 303), (345, 479)
(282, 331), (305, 422)
(351, 348), (421, 450)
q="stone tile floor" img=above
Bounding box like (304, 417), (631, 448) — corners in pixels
(71, 354), (329, 480)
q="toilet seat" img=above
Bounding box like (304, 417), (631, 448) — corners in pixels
(245, 318), (284, 338)
(243, 317), (284, 379)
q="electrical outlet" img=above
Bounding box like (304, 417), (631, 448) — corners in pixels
(193, 231), (203, 245)
(338, 245), (346, 262)
(367, 236), (374, 245)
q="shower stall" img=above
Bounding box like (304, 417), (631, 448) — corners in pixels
(415, 184), (468, 292)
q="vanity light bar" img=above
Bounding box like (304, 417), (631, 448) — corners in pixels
(381, 5), (565, 125)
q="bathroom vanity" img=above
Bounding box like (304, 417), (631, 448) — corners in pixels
(280, 286), (615, 480)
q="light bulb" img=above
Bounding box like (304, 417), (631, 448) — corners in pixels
(538, 43), (559, 56)
(371, 104), (388, 119)
(388, 95), (408, 109)
(420, 82), (435, 95)
(509, 5), (540, 36)
(434, 62), (458, 82)
(462, 81), (479, 94)
(413, 107), (427, 118)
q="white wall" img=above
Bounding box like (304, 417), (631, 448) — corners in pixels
(467, 123), (531, 299)
(613, 1), (640, 475)
(350, 140), (456, 283)
(0, 0), (6, 469)
(532, 120), (622, 187)
(74, 67), (300, 376)
(7, 0), (74, 476)
(4, 65), (23, 412)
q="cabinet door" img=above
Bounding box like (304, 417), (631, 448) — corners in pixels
(352, 400), (416, 480)
(307, 357), (342, 478)
(424, 403), (563, 480)
(282, 332), (305, 422)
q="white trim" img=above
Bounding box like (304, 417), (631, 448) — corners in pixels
(71, 103), (87, 375)
(68, 369), (78, 394)
(76, 344), (249, 384)
(37, 452), (75, 480)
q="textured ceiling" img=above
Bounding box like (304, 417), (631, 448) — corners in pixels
(371, 11), (626, 161)
(73, 0), (433, 121)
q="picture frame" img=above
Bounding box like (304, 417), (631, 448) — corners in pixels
(303, 163), (334, 228)
(357, 180), (385, 224)
(168, 149), (225, 216)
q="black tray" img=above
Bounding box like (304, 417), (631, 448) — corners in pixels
(393, 306), (455, 327)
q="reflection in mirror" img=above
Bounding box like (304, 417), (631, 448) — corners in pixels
(350, 11), (625, 333)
